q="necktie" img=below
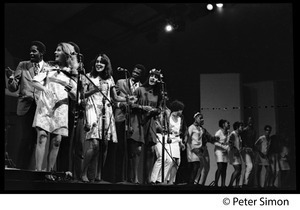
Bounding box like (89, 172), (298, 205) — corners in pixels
(34, 63), (39, 75)
(33, 63), (40, 102)
(131, 81), (139, 93)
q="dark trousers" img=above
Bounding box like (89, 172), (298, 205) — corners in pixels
(115, 121), (127, 182)
(175, 149), (189, 184)
(72, 118), (85, 179)
(16, 103), (37, 170)
(104, 120), (127, 182)
(57, 111), (85, 177)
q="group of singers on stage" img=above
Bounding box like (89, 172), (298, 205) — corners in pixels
(6, 41), (292, 188)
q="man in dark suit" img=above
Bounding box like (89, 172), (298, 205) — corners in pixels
(105, 64), (145, 183)
(6, 41), (48, 170)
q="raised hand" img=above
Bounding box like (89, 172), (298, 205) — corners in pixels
(5, 67), (14, 78)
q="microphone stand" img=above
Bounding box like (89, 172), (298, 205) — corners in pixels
(80, 71), (113, 181)
(100, 97), (106, 180)
(160, 77), (169, 183)
(123, 70), (132, 182)
(68, 57), (84, 178)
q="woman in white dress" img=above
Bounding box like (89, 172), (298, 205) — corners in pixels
(214, 119), (230, 187)
(254, 125), (272, 188)
(186, 112), (215, 185)
(228, 121), (244, 188)
(32, 42), (77, 174)
(81, 53), (131, 182)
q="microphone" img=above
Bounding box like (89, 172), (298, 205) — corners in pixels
(77, 66), (85, 74)
(71, 52), (84, 61)
(117, 67), (127, 71)
(78, 53), (84, 61)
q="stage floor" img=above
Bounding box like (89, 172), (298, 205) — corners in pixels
(4, 168), (294, 193)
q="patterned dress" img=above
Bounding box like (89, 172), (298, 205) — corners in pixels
(83, 73), (117, 142)
(32, 67), (76, 137)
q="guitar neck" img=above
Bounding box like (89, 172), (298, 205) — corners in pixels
(116, 85), (130, 97)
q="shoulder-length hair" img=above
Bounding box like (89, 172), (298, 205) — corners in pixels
(49, 42), (75, 67)
(142, 74), (161, 95)
(57, 42), (75, 58)
(55, 42), (75, 67)
(90, 53), (112, 80)
(54, 42), (75, 67)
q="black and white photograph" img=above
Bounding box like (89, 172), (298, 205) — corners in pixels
(4, 3), (296, 199)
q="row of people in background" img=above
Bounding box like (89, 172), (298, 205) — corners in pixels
(6, 40), (292, 188)
(185, 114), (292, 189)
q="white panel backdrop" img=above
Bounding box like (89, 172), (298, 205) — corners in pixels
(200, 73), (242, 186)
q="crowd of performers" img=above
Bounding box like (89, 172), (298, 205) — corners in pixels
(6, 40), (292, 188)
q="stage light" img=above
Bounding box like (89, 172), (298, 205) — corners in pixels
(207, 4), (213, 11)
(216, 3), (223, 8)
(165, 24), (174, 32)
(164, 16), (185, 33)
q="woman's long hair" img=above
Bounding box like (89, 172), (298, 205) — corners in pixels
(89, 53), (112, 80)
(48, 43), (75, 68)
(57, 42), (75, 67)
